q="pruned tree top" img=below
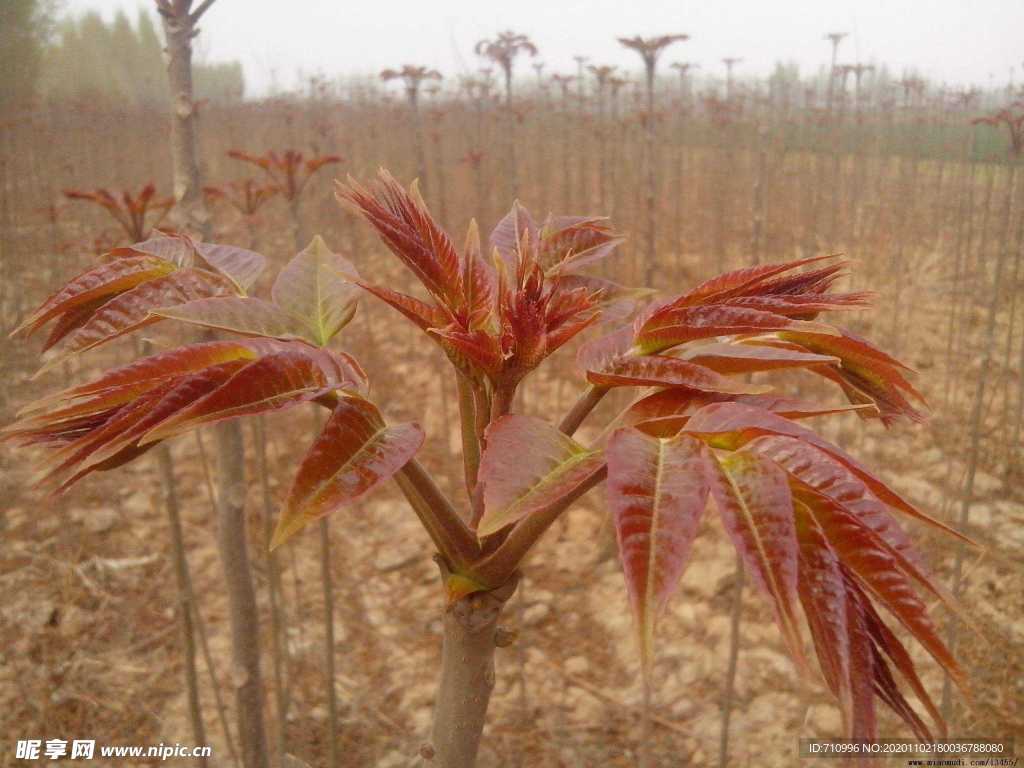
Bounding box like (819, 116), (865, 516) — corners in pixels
(618, 34), (689, 71)
(474, 29), (538, 74)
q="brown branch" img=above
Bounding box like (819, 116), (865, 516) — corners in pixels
(190, 0), (217, 23)
(558, 385), (608, 436)
(394, 459), (481, 568)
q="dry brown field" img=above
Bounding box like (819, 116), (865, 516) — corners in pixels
(1, 83), (1022, 767)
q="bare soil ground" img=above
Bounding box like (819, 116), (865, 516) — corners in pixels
(1, 265), (1022, 768)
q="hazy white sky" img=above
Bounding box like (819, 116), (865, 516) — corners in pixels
(74, 0), (1023, 95)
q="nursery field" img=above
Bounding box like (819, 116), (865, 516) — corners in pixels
(1, 11), (1023, 768)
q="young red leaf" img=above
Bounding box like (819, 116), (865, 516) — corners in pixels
(14, 340), (271, 417)
(338, 171), (463, 311)
(587, 354), (771, 395)
(607, 428), (711, 674)
(684, 402), (969, 542)
(729, 397), (872, 420)
(625, 388), (717, 423)
(554, 274), (652, 324)
(40, 295), (116, 351)
(773, 329), (926, 425)
(477, 415), (605, 537)
(4, 341), (354, 439)
(854, 578), (946, 737)
(355, 281), (449, 332)
(747, 434), (924, 569)
(38, 361), (248, 492)
(2, 404), (120, 445)
(355, 279), (485, 378)
(12, 256), (176, 337)
(430, 326), (504, 379)
(754, 260), (849, 297)
(460, 218), (495, 329)
(720, 292), (872, 319)
(538, 214), (624, 275)
(635, 305), (839, 356)
(271, 236), (360, 345)
(107, 233), (182, 262)
(35, 381), (178, 483)
(153, 296), (313, 341)
(867, 638), (933, 742)
(680, 341), (839, 375)
(576, 326), (635, 376)
(659, 255), (837, 310)
(707, 450), (807, 671)
(273, 396), (424, 549)
(489, 201), (538, 272)
(627, 390), (869, 434)
(194, 241), (267, 292)
(844, 577), (880, 742)
(140, 346), (365, 443)
(844, 572), (937, 743)
(62, 361), (250, 479)
(36, 268), (237, 375)
(795, 510), (854, 734)
(796, 490), (968, 692)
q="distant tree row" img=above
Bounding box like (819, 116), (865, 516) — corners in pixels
(0, 0), (53, 114)
(0, 2), (244, 114)
(42, 8), (244, 106)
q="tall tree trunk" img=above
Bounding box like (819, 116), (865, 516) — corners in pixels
(505, 67), (519, 201)
(214, 421), (269, 768)
(431, 118), (449, 228)
(643, 64), (657, 286)
(561, 88), (572, 212)
(140, 331), (209, 767)
(940, 161), (1017, 723)
(410, 91), (428, 195)
(159, 4), (269, 767)
(255, 418), (289, 765)
(159, 444), (209, 768)
(159, 0), (210, 239)
(944, 136), (975, 409)
(319, 519), (339, 768)
(751, 124), (768, 264)
(718, 558), (746, 768)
